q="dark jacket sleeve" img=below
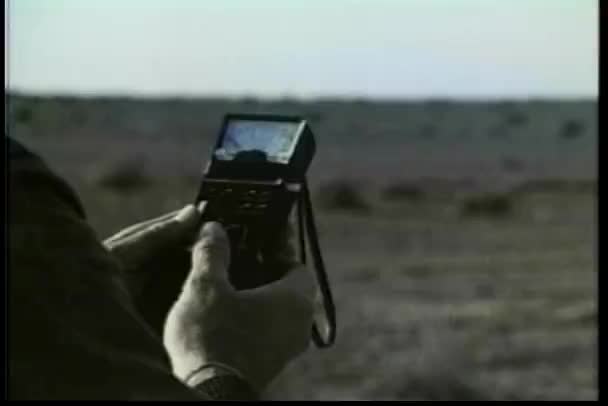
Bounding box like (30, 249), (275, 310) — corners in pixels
(7, 137), (254, 400)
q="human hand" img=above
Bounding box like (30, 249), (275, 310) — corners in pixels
(163, 221), (315, 393)
(103, 204), (204, 331)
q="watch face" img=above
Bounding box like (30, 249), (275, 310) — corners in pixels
(215, 120), (300, 163)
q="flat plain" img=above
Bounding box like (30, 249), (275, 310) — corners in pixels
(7, 95), (597, 400)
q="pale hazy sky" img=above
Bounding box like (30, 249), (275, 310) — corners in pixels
(6, 0), (598, 99)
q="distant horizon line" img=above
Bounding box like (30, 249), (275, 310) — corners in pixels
(5, 87), (598, 103)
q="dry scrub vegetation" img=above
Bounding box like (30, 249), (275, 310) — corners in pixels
(7, 95), (597, 400)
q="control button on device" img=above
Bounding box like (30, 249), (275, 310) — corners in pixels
(286, 183), (302, 193)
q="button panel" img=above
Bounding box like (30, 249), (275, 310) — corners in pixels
(200, 181), (282, 219)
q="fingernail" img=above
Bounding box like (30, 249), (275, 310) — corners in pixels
(198, 221), (227, 241)
(196, 201), (207, 214)
(175, 204), (197, 222)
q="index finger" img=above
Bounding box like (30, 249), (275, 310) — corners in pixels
(105, 204), (202, 264)
(104, 209), (182, 244)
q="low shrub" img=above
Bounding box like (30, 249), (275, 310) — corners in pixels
(382, 182), (426, 202)
(97, 159), (152, 193)
(317, 180), (371, 213)
(460, 193), (514, 218)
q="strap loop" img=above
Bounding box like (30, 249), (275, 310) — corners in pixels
(297, 179), (336, 348)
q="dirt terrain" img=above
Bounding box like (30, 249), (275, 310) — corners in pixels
(7, 95), (597, 400)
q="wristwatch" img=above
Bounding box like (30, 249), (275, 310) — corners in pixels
(186, 363), (259, 401)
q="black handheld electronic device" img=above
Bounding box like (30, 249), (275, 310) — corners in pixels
(195, 113), (336, 348)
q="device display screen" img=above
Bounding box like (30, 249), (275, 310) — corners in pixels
(215, 120), (300, 164)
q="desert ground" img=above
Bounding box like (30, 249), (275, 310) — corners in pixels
(7, 94), (597, 400)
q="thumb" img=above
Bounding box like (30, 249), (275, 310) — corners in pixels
(184, 222), (233, 294)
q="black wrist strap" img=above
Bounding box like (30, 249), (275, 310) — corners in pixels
(296, 178), (336, 348)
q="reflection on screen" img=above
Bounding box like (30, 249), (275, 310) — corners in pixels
(215, 120), (299, 163)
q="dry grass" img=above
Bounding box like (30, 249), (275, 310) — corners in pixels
(7, 95), (597, 400)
